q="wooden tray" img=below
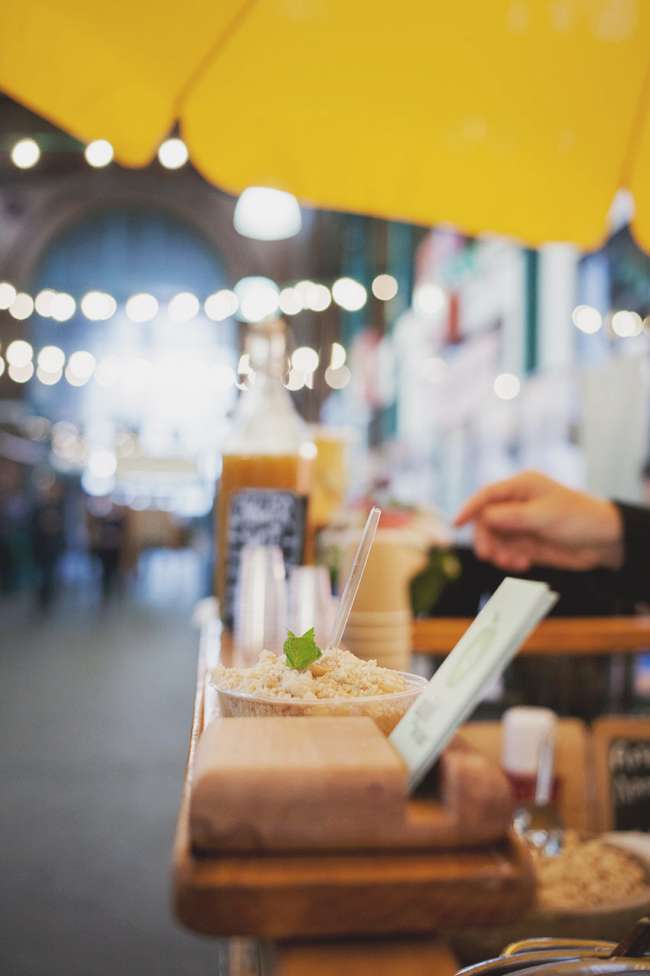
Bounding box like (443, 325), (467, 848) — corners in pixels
(172, 629), (536, 939)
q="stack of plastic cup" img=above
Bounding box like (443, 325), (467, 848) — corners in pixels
(343, 608), (412, 670)
(233, 544), (287, 665)
(338, 534), (423, 670)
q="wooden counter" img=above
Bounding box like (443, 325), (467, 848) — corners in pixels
(412, 616), (650, 656)
(172, 622), (535, 941)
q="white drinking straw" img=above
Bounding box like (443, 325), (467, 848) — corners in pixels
(327, 506), (381, 650)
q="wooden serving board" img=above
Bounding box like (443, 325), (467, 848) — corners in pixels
(172, 632), (535, 939)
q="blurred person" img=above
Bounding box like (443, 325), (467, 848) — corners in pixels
(31, 472), (66, 613)
(0, 458), (29, 593)
(0, 464), (13, 592)
(454, 470), (650, 601)
(86, 498), (126, 603)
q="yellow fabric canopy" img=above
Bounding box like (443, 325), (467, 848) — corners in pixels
(2, 0), (650, 251)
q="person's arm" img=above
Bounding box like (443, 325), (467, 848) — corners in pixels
(454, 471), (624, 573)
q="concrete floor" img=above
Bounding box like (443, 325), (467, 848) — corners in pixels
(0, 554), (227, 975)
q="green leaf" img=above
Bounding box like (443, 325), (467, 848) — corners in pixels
(284, 627), (322, 670)
(409, 548), (462, 617)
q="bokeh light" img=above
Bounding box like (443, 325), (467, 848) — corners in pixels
(11, 138), (40, 169)
(325, 365), (352, 389)
(332, 278), (367, 312)
(204, 290), (238, 321)
(235, 277), (279, 323)
(158, 138), (188, 169)
(372, 274), (399, 301)
(292, 346), (319, 373)
(413, 282), (446, 316)
(8, 362), (34, 383)
(168, 291), (200, 323)
(6, 339), (33, 367)
(494, 372), (521, 400)
(81, 291), (117, 321)
(37, 345), (65, 372)
(572, 304), (602, 334)
(125, 293), (158, 323)
(9, 292), (34, 320)
(0, 282), (17, 309)
(84, 139), (114, 168)
(612, 310), (643, 338)
(50, 292), (77, 322)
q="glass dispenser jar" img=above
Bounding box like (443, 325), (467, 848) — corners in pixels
(216, 319), (312, 626)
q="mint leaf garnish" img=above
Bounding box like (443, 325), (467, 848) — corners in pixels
(284, 628), (322, 670)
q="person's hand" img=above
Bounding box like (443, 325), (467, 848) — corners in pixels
(454, 471), (624, 573)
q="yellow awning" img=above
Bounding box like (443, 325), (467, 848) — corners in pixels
(2, 0), (650, 251)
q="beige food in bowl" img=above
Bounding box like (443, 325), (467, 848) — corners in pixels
(535, 832), (650, 910)
(211, 647), (426, 735)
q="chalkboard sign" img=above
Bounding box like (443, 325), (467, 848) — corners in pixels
(223, 489), (308, 627)
(593, 718), (650, 832)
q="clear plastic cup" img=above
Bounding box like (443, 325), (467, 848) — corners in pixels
(212, 671), (427, 736)
(233, 544), (287, 664)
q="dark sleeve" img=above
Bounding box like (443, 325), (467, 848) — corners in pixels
(612, 502), (650, 602)
(428, 547), (634, 617)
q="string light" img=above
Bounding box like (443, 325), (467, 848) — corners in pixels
(285, 368), (307, 391)
(37, 367), (62, 386)
(0, 282), (17, 309)
(8, 362), (34, 383)
(204, 290), (238, 322)
(372, 274), (399, 301)
(0, 335), (358, 394)
(612, 310), (643, 338)
(67, 350), (96, 383)
(37, 345), (65, 372)
(494, 372), (521, 400)
(84, 140), (113, 168)
(158, 138), (188, 170)
(279, 287), (303, 316)
(291, 346), (319, 373)
(235, 277), (279, 323)
(572, 304), (602, 334)
(294, 281), (315, 308)
(125, 293), (158, 323)
(168, 291), (200, 323)
(305, 283), (331, 312)
(0, 278), (391, 322)
(6, 339), (33, 367)
(330, 342), (346, 369)
(325, 365), (351, 389)
(413, 282), (446, 316)
(81, 290), (116, 321)
(11, 138), (40, 169)
(332, 277), (367, 312)
(35, 289), (56, 317)
(9, 292), (34, 320)
(50, 292), (76, 322)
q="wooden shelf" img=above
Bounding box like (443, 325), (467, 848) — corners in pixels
(412, 616), (650, 656)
